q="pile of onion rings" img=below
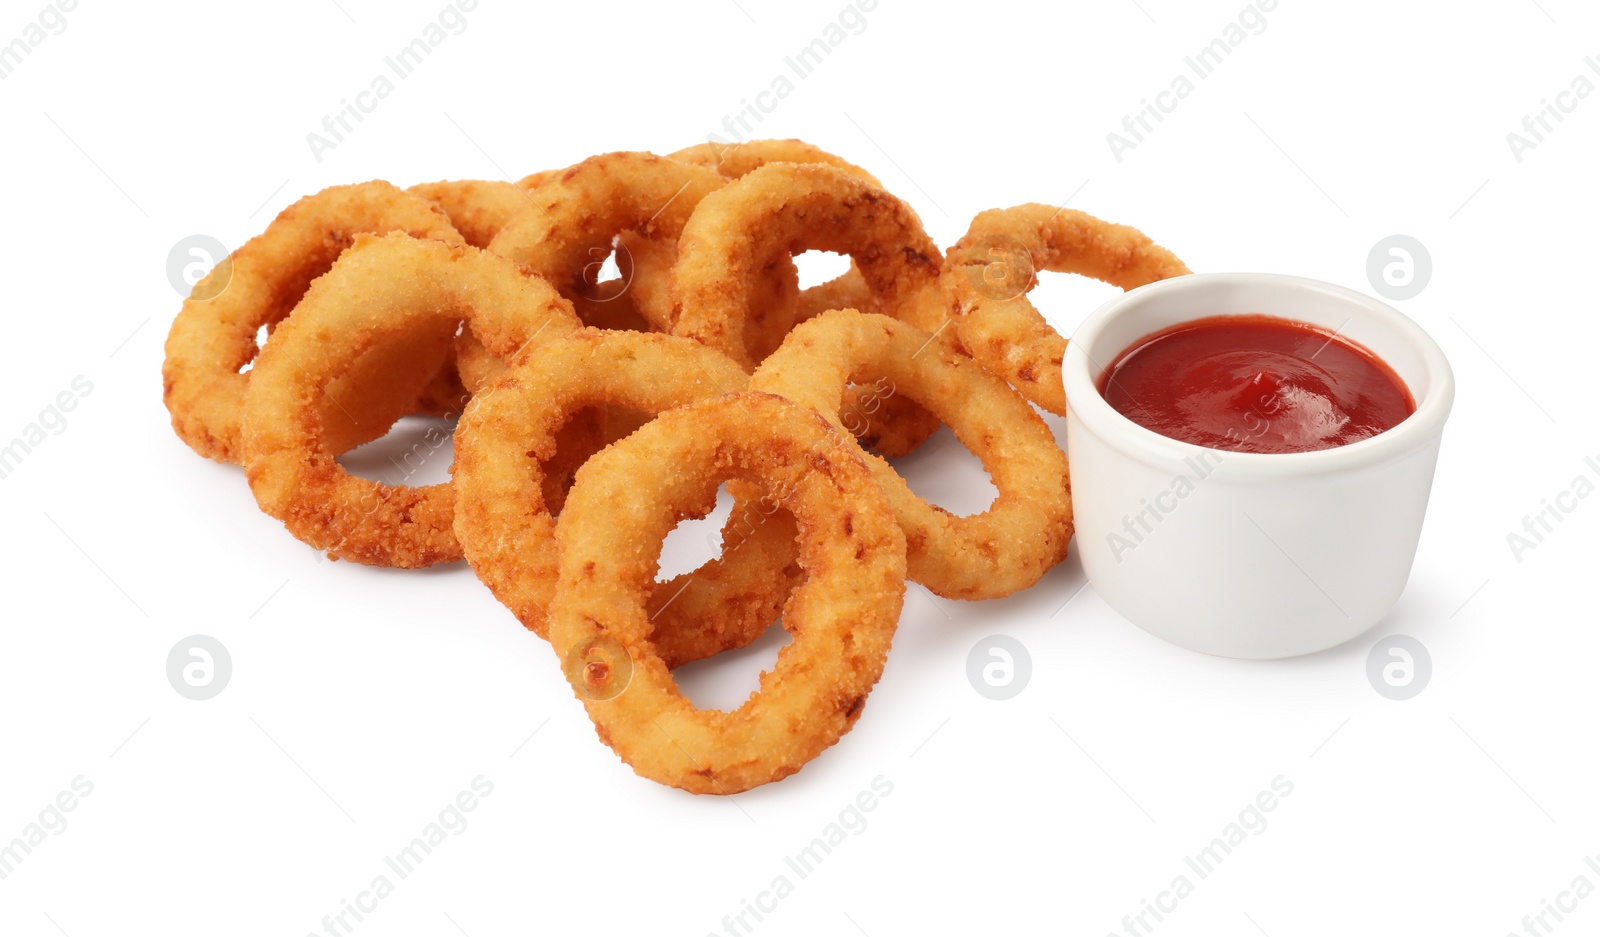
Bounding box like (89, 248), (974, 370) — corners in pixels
(161, 139), (1188, 793)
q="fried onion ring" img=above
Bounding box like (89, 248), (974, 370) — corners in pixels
(629, 141), (880, 339)
(242, 233), (581, 567)
(411, 175), (650, 416)
(453, 153), (722, 393)
(490, 152), (723, 312)
(405, 179), (534, 414)
(668, 138), (882, 185)
(751, 309), (1072, 599)
(942, 205), (1191, 416)
(669, 138), (882, 325)
(162, 181), (463, 463)
(670, 162), (942, 370)
(453, 329), (802, 668)
(453, 255), (651, 397)
(651, 144), (932, 454)
(546, 391), (905, 793)
(407, 179), (532, 249)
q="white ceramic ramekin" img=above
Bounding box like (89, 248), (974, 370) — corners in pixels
(1063, 273), (1454, 659)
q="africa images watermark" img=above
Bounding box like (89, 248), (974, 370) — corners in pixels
(706, 0), (878, 145)
(1105, 387), (1284, 563)
(1506, 55), (1600, 164)
(706, 775), (894, 936)
(0, 0), (77, 82)
(1107, 775), (1294, 936)
(0, 375), (94, 483)
(1505, 852), (1600, 937)
(306, 0), (480, 163)
(0, 775), (94, 884)
(1106, 448), (1224, 563)
(1106, 0), (1280, 163)
(1505, 451), (1600, 563)
(303, 775), (494, 937)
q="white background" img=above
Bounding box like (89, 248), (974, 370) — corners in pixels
(1, 0), (1596, 935)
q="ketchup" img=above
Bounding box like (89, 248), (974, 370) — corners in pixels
(1097, 314), (1414, 453)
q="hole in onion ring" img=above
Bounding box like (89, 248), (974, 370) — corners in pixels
(671, 622), (794, 711)
(792, 249), (851, 290)
(1025, 271), (1122, 337)
(588, 246), (623, 285)
(888, 425), (999, 517)
(656, 484), (734, 583)
(833, 366), (997, 515)
(336, 415), (457, 487)
(237, 324), (271, 374)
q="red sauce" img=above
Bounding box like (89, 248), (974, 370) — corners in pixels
(1098, 314), (1415, 453)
